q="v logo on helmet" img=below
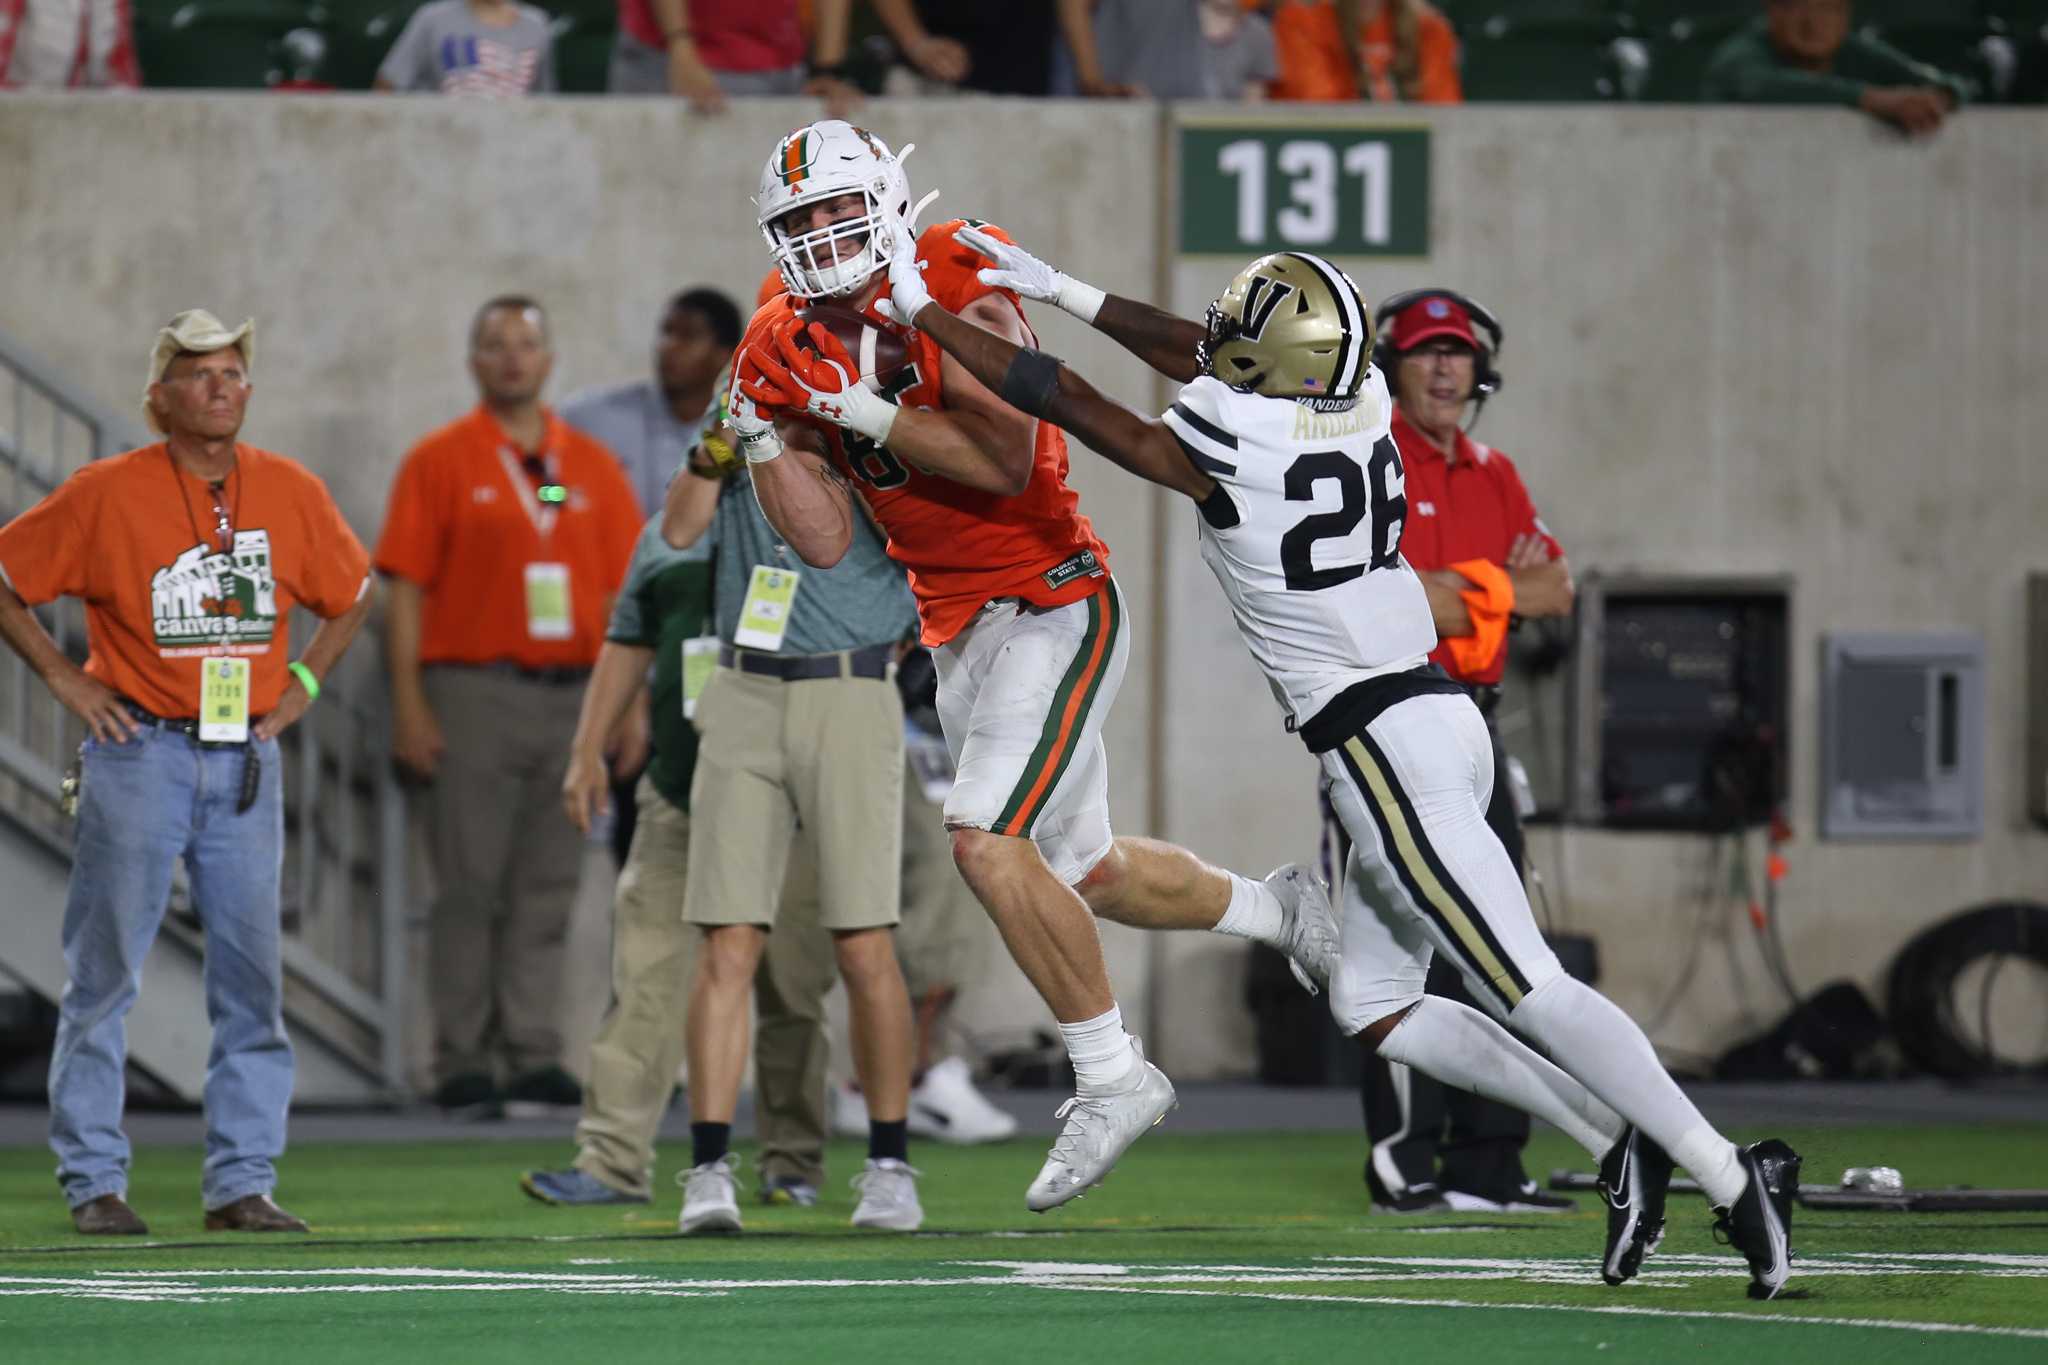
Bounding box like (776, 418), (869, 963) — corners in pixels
(1241, 276), (1296, 342)
(779, 129), (820, 188)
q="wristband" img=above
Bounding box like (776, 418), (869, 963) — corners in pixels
(838, 388), (899, 445)
(1053, 276), (1107, 326)
(742, 432), (784, 465)
(287, 661), (321, 702)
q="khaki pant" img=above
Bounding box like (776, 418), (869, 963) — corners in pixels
(423, 665), (586, 1082)
(573, 775), (836, 1196)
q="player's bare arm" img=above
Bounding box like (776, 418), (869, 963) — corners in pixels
(882, 293), (1040, 494)
(908, 296), (1213, 504)
(956, 225), (1204, 384)
(726, 362), (860, 568)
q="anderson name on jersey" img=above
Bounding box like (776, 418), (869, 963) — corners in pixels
(1161, 368), (1440, 743)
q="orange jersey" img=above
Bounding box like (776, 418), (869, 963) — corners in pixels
(0, 444), (370, 718)
(741, 219), (1110, 646)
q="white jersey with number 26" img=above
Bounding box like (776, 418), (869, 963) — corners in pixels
(1161, 370), (1437, 731)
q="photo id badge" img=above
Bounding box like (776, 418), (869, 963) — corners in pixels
(199, 656), (251, 743)
(682, 636), (718, 720)
(524, 562), (573, 640)
(733, 564), (801, 652)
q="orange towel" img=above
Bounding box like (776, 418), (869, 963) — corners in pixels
(1440, 558), (1513, 677)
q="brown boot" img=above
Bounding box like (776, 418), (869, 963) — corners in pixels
(72, 1194), (149, 1235)
(203, 1194), (310, 1232)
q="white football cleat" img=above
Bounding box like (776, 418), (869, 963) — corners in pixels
(678, 1156), (741, 1235)
(1025, 1041), (1176, 1213)
(909, 1056), (1020, 1144)
(1267, 862), (1339, 995)
(850, 1157), (925, 1231)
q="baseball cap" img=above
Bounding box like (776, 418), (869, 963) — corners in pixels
(1382, 294), (1477, 353)
(143, 309), (254, 433)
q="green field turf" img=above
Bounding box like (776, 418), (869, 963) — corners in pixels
(2, 1121), (2044, 1362)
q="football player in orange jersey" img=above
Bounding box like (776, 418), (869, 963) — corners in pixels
(729, 120), (1340, 1212)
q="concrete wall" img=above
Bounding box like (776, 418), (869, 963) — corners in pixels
(4, 96), (2044, 1079)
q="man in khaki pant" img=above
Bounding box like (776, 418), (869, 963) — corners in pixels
(521, 512), (838, 1204)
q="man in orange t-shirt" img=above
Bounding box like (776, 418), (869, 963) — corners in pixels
(374, 294), (643, 1118)
(0, 310), (372, 1236)
(1271, 0), (1461, 103)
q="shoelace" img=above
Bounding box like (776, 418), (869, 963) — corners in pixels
(677, 1156), (738, 1191)
(1047, 1093), (1120, 1163)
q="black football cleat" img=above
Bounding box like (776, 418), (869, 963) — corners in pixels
(1598, 1125), (1675, 1285)
(1713, 1139), (1802, 1300)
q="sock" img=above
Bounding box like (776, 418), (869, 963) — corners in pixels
(1213, 873), (1284, 941)
(868, 1119), (909, 1163)
(1059, 1004), (1138, 1091)
(690, 1121), (731, 1169)
(1377, 996), (1624, 1159)
(1507, 974), (1746, 1207)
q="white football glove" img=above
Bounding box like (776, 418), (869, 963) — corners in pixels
(956, 225), (1105, 324)
(873, 209), (933, 329)
(725, 369), (784, 465)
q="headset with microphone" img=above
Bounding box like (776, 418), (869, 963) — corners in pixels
(1370, 288), (1505, 429)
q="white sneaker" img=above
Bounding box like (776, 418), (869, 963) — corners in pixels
(830, 1082), (869, 1138)
(909, 1056), (1020, 1145)
(1025, 1041), (1176, 1213)
(850, 1157), (924, 1231)
(1267, 862), (1339, 995)
(677, 1156), (741, 1235)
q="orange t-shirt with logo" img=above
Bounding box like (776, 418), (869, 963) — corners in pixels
(0, 444), (370, 719)
(741, 219), (1111, 646)
(374, 406), (643, 669)
(1270, 0), (1461, 103)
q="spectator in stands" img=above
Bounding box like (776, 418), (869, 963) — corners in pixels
(374, 0), (556, 95)
(0, 0), (137, 86)
(1269, 0), (1460, 103)
(560, 288), (739, 868)
(616, 0), (861, 114)
(521, 500), (844, 1207)
(870, 0), (1051, 96)
(0, 310), (371, 1235)
(375, 296), (643, 1119)
(1703, 0), (1972, 135)
(1058, 0), (1276, 100)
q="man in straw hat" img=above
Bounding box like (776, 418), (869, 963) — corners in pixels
(0, 310), (373, 1235)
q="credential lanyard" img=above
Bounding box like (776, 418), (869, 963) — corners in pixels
(495, 444), (562, 540)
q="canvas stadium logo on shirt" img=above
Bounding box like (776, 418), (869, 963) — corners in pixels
(151, 531), (279, 649)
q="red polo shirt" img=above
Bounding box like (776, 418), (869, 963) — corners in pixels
(1392, 408), (1562, 686)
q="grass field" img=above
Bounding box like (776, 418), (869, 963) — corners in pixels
(2, 1121), (2044, 1362)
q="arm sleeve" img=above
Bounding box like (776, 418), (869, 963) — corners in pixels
(1703, 34), (1867, 105)
(1848, 32), (1974, 105)
(371, 448), (449, 588)
(377, 8), (433, 90)
(0, 480), (90, 606)
(294, 474), (374, 618)
(1496, 456), (1563, 559)
(605, 553), (653, 644)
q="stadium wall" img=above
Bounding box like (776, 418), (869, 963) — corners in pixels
(3, 97), (2042, 1078)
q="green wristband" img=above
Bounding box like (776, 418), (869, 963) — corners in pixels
(288, 661), (321, 702)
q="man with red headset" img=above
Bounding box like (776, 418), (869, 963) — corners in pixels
(1337, 288), (1577, 1213)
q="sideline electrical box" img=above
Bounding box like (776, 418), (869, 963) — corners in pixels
(1566, 575), (1790, 831)
(1822, 632), (1984, 840)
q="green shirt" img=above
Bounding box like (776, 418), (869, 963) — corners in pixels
(606, 518), (714, 809)
(710, 469), (918, 653)
(1701, 20), (1973, 107)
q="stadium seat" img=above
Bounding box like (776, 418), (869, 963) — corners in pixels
(135, 0), (320, 87)
(551, 23), (614, 93)
(1638, 14), (1751, 100)
(1459, 17), (1647, 100)
(1866, 20), (2012, 101)
(318, 0), (421, 88)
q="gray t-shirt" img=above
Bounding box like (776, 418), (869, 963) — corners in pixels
(1093, 0), (1275, 100)
(711, 472), (918, 654)
(378, 0), (556, 95)
(560, 379), (712, 524)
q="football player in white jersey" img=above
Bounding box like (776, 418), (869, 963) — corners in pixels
(874, 222), (1801, 1301)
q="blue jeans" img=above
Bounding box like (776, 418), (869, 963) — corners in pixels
(48, 724), (290, 1210)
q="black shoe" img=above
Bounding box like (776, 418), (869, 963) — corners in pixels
(1713, 1139), (1801, 1300)
(1443, 1179), (1576, 1214)
(505, 1065), (583, 1114)
(1371, 1181), (1453, 1215)
(1598, 1126), (1675, 1285)
(431, 1072), (503, 1118)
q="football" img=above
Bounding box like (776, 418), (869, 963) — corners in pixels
(796, 303), (912, 394)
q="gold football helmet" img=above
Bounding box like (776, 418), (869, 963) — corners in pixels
(1197, 252), (1373, 401)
